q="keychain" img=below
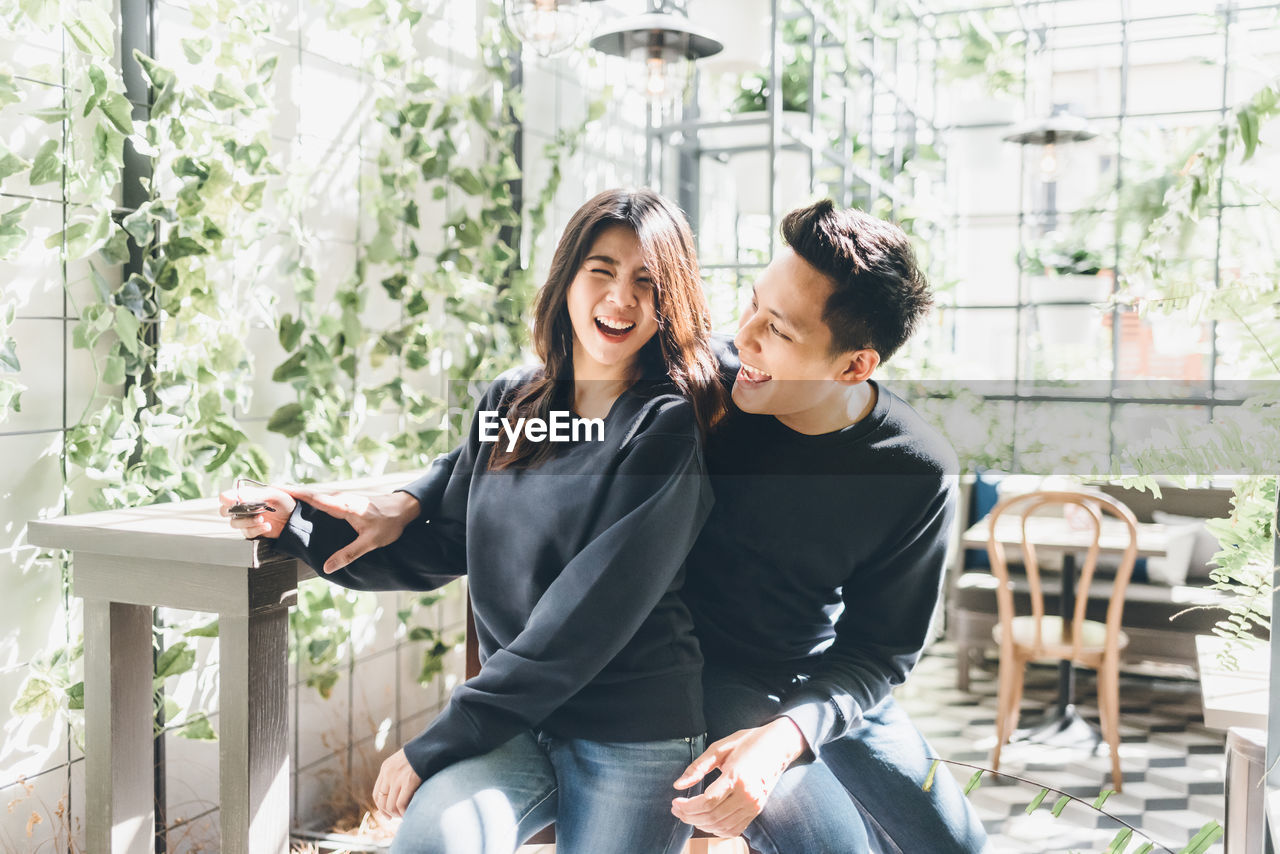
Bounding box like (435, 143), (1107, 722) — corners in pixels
(228, 477), (278, 518)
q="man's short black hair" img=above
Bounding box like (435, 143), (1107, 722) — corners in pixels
(780, 200), (932, 362)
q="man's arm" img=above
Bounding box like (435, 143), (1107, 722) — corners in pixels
(673, 475), (957, 836)
(777, 476), (957, 752)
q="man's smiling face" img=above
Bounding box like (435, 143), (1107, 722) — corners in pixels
(732, 247), (867, 430)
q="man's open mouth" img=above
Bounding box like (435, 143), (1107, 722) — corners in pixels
(737, 362), (772, 385)
(595, 316), (636, 340)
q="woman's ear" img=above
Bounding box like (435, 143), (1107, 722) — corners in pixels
(835, 348), (880, 386)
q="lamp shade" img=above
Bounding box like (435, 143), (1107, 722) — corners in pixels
(1002, 111), (1097, 146)
(588, 11), (724, 62)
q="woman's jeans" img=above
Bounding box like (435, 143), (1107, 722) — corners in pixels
(704, 664), (990, 854)
(390, 730), (706, 854)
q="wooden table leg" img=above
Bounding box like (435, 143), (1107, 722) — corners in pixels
(83, 599), (155, 854)
(219, 605), (291, 854)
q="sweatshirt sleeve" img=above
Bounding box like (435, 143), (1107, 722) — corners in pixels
(272, 500), (466, 592)
(400, 410), (714, 782)
(777, 476), (957, 754)
(272, 381), (500, 591)
(396, 445), (464, 520)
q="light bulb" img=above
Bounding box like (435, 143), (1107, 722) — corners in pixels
(646, 56), (667, 97)
(1039, 142), (1058, 180)
(505, 0), (590, 58)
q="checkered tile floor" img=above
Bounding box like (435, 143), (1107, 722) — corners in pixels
(897, 643), (1226, 854)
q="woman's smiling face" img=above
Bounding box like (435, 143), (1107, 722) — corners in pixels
(566, 224), (660, 377)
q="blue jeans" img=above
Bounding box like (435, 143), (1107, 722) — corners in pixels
(390, 729), (706, 854)
(704, 664), (989, 854)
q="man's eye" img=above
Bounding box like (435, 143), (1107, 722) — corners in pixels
(769, 323), (790, 341)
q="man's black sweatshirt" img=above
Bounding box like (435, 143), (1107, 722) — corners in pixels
(274, 368), (713, 782)
(685, 339), (960, 755)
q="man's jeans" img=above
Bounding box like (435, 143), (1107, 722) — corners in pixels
(390, 729), (706, 854)
(704, 664), (989, 854)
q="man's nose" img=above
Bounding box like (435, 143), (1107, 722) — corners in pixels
(734, 316), (761, 353)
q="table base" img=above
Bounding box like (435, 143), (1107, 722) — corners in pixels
(1015, 703), (1102, 749)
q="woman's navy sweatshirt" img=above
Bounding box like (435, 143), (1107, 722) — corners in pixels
(274, 367), (713, 782)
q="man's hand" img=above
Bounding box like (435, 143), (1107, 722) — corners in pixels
(218, 484), (297, 540)
(372, 748), (422, 819)
(282, 487), (421, 574)
(670, 718), (809, 838)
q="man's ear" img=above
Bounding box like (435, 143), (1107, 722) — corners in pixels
(834, 348), (880, 386)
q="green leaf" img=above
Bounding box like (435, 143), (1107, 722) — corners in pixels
(271, 350), (306, 382)
(0, 202), (31, 258)
(0, 71), (19, 109)
(1238, 108), (1258, 161)
(133, 51), (175, 92)
(1092, 789), (1115, 810)
(64, 2), (115, 57)
(450, 167), (485, 196)
(122, 206), (153, 244)
(922, 759), (939, 792)
(98, 92), (135, 135)
(83, 64), (107, 115)
(307, 638), (332, 663)
(962, 769), (983, 795)
(1106, 827), (1132, 853)
(1025, 787), (1050, 815)
(10, 675), (58, 718)
(102, 354), (125, 385)
(114, 305), (141, 355)
(1177, 821), (1223, 854)
(407, 626), (434, 642)
(28, 139), (60, 185)
(66, 681), (84, 710)
(1134, 843), (1154, 854)
(29, 106), (69, 123)
(154, 641), (196, 681)
(165, 236), (207, 259)
(0, 144), (31, 182)
(179, 714), (216, 741)
(278, 313), (304, 351)
(184, 618), (219, 638)
(1051, 795), (1071, 818)
(99, 228), (130, 264)
(307, 669), (340, 699)
(0, 335), (18, 373)
(267, 402), (306, 436)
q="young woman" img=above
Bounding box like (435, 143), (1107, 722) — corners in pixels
(221, 188), (726, 854)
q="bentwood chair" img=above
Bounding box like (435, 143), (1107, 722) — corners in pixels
(984, 490), (1139, 793)
(463, 599), (756, 853)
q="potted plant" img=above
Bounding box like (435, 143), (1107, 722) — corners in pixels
(1020, 233), (1114, 351)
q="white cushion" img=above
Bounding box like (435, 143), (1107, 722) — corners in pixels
(1152, 510), (1221, 583)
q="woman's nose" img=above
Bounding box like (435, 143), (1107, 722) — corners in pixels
(607, 280), (639, 308)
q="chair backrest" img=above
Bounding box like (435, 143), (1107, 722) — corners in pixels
(465, 596), (481, 679)
(984, 489), (1139, 662)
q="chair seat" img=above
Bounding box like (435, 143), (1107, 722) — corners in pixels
(993, 616), (1129, 662)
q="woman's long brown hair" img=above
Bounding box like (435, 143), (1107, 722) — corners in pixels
(489, 188), (726, 470)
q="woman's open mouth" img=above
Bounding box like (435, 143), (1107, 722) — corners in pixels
(595, 316), (636, 341)
(737, 361), (772, 386)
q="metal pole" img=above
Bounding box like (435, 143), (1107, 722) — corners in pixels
(768, 0), (780, 250)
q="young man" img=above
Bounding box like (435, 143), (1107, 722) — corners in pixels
(291, 200), (987, 853)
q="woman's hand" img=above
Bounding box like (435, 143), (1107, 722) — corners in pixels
(218, 484), (297, 540)
(280, 488), (421, 574)
(372, 748), (422, 819)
